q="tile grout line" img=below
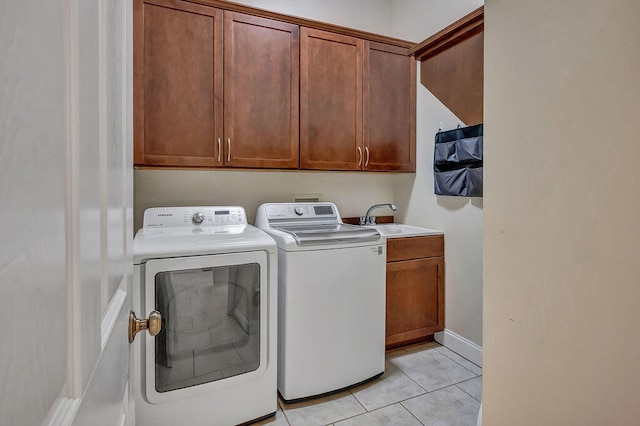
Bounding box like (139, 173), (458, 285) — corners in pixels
(348, 386), (368, 413)
(343, 358), (433, 417)
(454, 383), (482, 403)
(277, 398), (293, 426)
(386, 357), (431, 395)
(332, 401), (429, 426)
(324, 392), (369, 426)
(399, 400), (428, 426)
(388, 346), (482, 406)
(296, 370), (426, 426)
(434, 347), (482, 375)
(280, 345), (479, 426)
(400, 384), (482, 426)
(388, 350), (480, 395)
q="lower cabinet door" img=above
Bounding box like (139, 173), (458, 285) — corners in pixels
(385, 257), (444, 348)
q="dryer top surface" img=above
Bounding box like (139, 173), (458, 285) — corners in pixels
(134, 206), (276, 263)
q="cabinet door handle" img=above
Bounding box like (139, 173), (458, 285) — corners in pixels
(364, 147), (370, 167)
(217, 138), (221, 162)
(227, 138), (231, 162)
(357, 146), (362, 166)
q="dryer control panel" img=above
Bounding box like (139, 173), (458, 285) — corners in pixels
(143, 206), (247, 228)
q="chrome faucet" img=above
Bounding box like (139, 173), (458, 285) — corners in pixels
(359, 203), (397, 226)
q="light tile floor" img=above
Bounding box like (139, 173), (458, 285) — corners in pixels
(254, 342), (482, 426)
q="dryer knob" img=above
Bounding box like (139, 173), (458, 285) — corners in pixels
(192, 212), (205, 225)
(294, 206), (304, 216)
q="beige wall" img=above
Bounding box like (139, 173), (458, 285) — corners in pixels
(391, 0), (484, 351)
(224, 0), (393, 35)
(135, 169), (396, 228)
(484, 0), (640, 424)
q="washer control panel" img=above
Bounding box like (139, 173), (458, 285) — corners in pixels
(263, 203), (337, 221)
(143, 206), (247, 228)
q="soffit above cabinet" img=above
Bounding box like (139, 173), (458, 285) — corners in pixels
(409, 6), (484, 126)
(185, 0), (416, 48)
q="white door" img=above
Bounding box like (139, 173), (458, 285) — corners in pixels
(0, 0), (134, 425)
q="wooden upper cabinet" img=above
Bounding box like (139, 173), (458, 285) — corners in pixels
(300, 29), (416, 172)
(134, 1), (299, 168)
(134, 1), (416, 172)
(300, 28), (363, 171)
(223, 12), (299, 169)
(364, 42), (416, 172)
(134, 0), (223, 167)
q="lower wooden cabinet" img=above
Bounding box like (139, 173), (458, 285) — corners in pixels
(385, 235), (444, 349)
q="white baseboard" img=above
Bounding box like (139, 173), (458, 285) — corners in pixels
(435, 329), (483, 367)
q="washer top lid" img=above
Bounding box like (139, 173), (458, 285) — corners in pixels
(255, 202), (383, 248)
(272, 223), (381, 246)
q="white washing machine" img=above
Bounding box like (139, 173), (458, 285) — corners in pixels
(133, 206), (277, 426)
(255, 202), (386, 402)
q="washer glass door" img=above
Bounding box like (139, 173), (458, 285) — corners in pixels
(143, 251), (268, 404)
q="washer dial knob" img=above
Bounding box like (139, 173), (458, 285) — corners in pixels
(294, 206), (304, 216)
(192, 212), (205, 225)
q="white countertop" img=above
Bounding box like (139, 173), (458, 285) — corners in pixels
(367, 223), (443, 239)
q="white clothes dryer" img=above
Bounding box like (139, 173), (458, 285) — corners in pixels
(255, 202), (386, 402)
(133, 206), (277, 426)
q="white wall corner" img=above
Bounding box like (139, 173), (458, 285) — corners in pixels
(44, 397), (81, 426)
(435, 329), (483, 367)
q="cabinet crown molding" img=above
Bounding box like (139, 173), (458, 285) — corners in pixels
(408, 6), (483, 60)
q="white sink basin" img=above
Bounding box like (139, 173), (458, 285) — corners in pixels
(368, 223), (443, 238)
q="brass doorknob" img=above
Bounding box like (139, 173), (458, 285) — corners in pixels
(129, 310), (162, 343)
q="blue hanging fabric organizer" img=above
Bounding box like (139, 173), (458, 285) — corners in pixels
(433, 123), (483, 197)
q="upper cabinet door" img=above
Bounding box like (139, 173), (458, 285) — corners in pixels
(364, 42), (416, 172)
(300, 28), (363, 171)
(134, 0), (223, 167)
(224, 12), (300, 169)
